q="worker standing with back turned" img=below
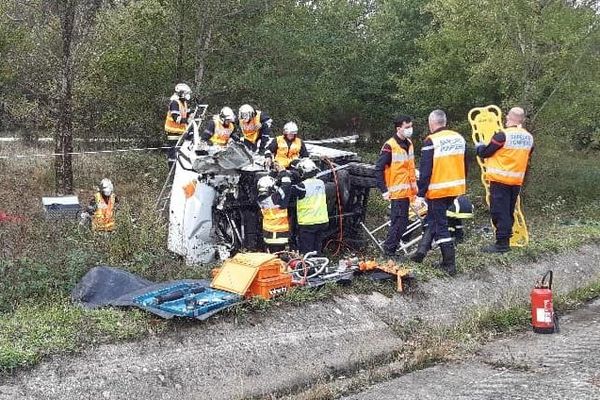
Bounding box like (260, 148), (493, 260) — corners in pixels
(411, 110), (467, 276)
(164, 83), (192, 168)
(375, 115), (418, 258)
(476, 106), (534, 253)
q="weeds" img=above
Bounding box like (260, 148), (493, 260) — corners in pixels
(1, 135), (600, 374)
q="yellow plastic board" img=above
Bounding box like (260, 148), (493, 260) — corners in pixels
(211, 252), (278, 295)
(468, 105), (529, 247)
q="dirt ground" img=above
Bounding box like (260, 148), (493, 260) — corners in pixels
(344, 297), (600, 400)
(1, 244), (599, 400)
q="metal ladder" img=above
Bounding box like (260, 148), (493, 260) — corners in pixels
(155, 104), (209, 220)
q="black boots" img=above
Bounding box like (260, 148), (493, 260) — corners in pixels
(481, 238), (510, 253)
(439, 242), (457, 276)
(410, 227), (433, 263)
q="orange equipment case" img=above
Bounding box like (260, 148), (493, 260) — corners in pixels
(246, 274), (292, 300)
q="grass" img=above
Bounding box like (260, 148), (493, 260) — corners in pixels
(0, 299), (158, 373)
(284, 278), (600, 400)
(1, 136), (600, 374)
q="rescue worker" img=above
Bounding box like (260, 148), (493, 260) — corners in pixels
(164, 83), (193, 168)
(375, 115), (417, 258)
(256, 173), (292, 252)
(238, 104), (273, 154)
(86, 178), (117, 232)
(410, 110), (467, 276)
(289, 158), (329, 255)
(200, 106), (238, 146)
(446, 195), (474, 243)
(265, 121), (309, 170)
(476, 107), (534, 253)
(402, 195), (473, 247)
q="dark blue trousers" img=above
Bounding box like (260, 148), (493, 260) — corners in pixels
(298, 224), (325, 255)
(427, 197), (454, 245)
(384, 198), (409, 254)
(490, 182), (521, 240)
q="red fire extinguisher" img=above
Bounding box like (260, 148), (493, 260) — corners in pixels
(530, 270), (557, 334)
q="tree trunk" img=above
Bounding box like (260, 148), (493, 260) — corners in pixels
(194, 2), (213, 91)
(54, 0), (76, 194)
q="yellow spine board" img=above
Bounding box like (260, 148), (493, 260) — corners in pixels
(468, 105), (529, 247)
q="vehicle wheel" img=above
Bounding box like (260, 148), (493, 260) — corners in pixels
(348, 162), (377, 178)
(350, 175), (377, 188)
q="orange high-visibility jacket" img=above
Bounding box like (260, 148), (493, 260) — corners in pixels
(486, 127), (533, 186)
(425, 130), (466, 199)
(210, 115), (235, 146)
(92, 192), (115, 232)
(259, 196), (290, 245)
(164, 99), (188, 140)
(383, 138), (418, 200)
(240, 111), (262, 144)
(275, 136), (302, 168)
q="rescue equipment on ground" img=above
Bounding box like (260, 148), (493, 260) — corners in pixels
(284, 251), (355, 287)
(468, 105), (529, 247)
(358, 260), (413, 292)
(530, 270), (557, 334)
(42, 195), (81, 221)
(133, 283), (240, 319)
(360, 200), (427, 256)
(211, 252), (291, 299)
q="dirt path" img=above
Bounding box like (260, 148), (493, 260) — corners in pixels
(344, 298), (600, 400)
(1, 244), (599, 400)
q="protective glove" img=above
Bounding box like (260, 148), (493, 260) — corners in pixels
(475, 141), (485, 149)
(382, 191), (390, 201)
(263, 157), (272, 170)
(413, 196), (426, 209)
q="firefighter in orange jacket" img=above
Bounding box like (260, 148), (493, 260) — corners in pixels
(476, 107), (534, 253)
(238, 104), (273, 154)
(411, 110), (467, 275)
(86, 178), (117, 232)
(375, 115), (417, 257)
(200, 106), (239, 146)
(256, 173), (292, 252)
(164, 83), (192, 168)
(265, 122), (309, 170)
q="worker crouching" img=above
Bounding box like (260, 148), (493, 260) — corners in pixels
(84, 178), (117, 232)
(257, 174), (292, 253)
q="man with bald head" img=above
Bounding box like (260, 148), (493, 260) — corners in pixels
(410, 109), (467, 276)
(476, 107), (534, 253)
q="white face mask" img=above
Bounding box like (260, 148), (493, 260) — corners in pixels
(184, 93), (191, 101)
(403, 127), (413, 138)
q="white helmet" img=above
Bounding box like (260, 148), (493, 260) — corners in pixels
(297, 158), (318, 176)
(99, 178), (113, 196)
(219, 106), (235, 123)
(238, 104), (255, 121)
(257, 175), (276, 195)
(283, 121), (298, 135)
(174, 83), (192, 101)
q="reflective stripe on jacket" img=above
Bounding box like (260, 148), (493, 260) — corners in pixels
(384, 138), (417, 199)
(426, 130), (466, 199)
(485, 127), (533, 185)
(275, 136), (301, 168)
(164, 98), (188, 139)
(240, 111), (262, 144)
(259, 196), (290, 236)
(297, 178), (329, 226)
(210, 115), (234, 146)
(92, 192), (115, 232)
